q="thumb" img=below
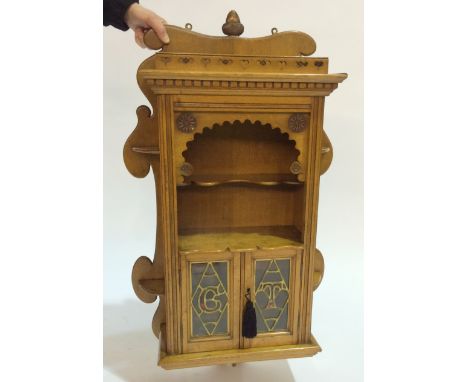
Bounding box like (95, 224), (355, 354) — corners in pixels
(146, 15), (170, 44)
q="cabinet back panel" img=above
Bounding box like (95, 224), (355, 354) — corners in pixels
(177, 184), (304, 231)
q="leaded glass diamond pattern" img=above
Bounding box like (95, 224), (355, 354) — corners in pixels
(191, 261), (229, 337)
(254, 259), (290, 332)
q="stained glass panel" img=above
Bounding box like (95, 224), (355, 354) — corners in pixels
(190, 261), (229, 338)
(254, 258), (290, 333)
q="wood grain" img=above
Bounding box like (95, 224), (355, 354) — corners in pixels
(159, 334), (321, 369)
(143, 25), (316, 56)
(124, 10), (346, 368)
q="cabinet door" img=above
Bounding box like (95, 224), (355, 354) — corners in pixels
(244, 248), (302, 348)
(181, 251), (240, 353)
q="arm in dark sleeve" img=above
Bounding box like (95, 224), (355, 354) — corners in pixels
(103, 0), (139, 31)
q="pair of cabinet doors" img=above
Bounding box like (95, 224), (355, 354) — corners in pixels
(180, 248), (302, 353)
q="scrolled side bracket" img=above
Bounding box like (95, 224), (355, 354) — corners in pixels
(132, 256), (165, 303)
(320, 131), (333, 175)
(123, 105), (159, 178)
(313, 249), (325, 291)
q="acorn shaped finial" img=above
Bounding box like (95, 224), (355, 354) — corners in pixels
(222, 10), (244, 36)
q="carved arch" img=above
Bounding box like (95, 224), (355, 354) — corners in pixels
(175, 118), (305, 184)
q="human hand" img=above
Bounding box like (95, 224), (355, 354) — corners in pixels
(124, 3), (169, 48)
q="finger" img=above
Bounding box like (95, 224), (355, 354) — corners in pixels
(146, 14), (170, 44)
(134, 27), (146, 48)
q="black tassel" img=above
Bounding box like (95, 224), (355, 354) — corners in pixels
(242, 289), (257, 338)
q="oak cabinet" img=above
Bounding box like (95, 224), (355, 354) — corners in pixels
(124, 11), (346, 369)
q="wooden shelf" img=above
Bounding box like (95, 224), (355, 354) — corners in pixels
(131, 146), (160, 155)
(178, 225), (303, 253)
(178, 173), (303, 187)
(139, 279), (165, 295)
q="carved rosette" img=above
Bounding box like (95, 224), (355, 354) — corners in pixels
(180, 162), (194, 177)
(288, 113), (308, 133)
(289, 161), (303, 175)
(176, 112), (197, 133)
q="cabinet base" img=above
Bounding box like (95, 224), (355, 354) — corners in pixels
(158, 335), (321, 370)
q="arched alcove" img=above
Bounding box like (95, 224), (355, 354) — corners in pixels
(177, 120), (305, 243)
(182, 120), (301, 184)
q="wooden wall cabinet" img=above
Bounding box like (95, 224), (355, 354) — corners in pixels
(124, 11), (347, 369)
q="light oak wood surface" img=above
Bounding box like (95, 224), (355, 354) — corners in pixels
(124, 10), (346, 369)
